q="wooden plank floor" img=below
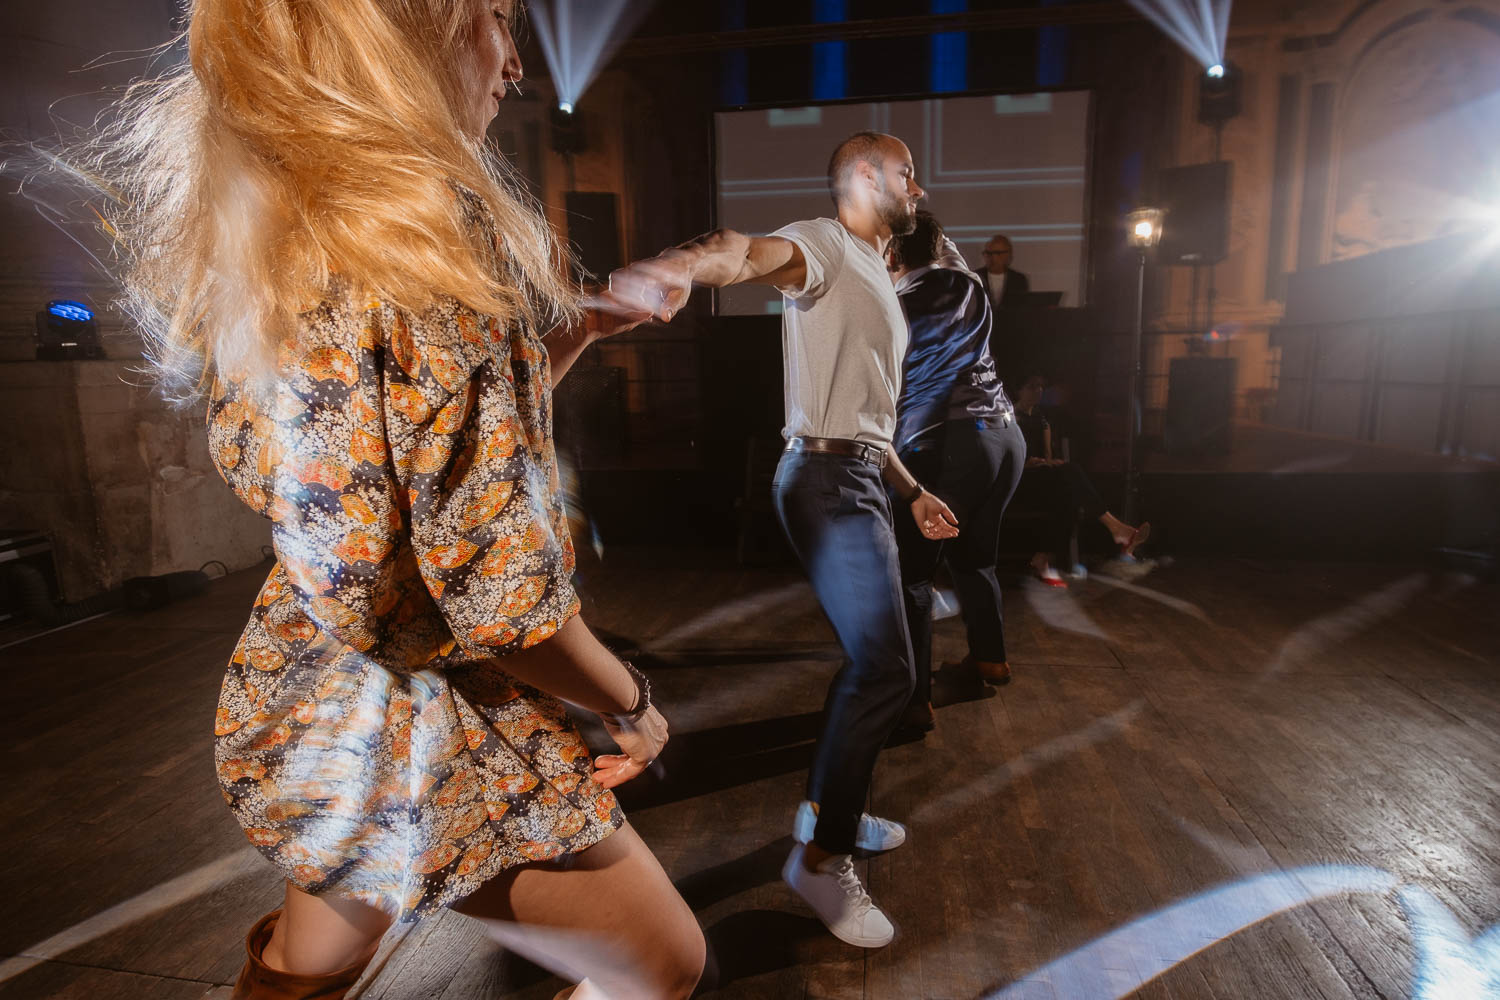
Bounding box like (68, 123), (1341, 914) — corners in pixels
(1, 553), (1496, 999)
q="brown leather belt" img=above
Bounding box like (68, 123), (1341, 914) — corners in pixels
(784, 436), (888, 469)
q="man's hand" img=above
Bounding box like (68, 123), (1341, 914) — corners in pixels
(912, 491), (959, 540)
(596, 250), (696, 326)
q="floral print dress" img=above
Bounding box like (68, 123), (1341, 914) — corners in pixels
(206, 250), (621, 920)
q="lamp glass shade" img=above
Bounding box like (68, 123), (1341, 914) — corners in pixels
(1126, 208), (1164, 248)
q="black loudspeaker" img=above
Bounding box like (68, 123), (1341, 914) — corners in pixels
(1164, 357), (1236, 456)
(565, 191), (621, 282)
(1157, 162), (1231, 265)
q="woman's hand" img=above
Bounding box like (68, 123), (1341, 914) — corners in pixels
(594, 704), (669, 789)
(1025, 456), (1048, 469)
(912, 491), (959, 540)
(577, 300), (649, 342)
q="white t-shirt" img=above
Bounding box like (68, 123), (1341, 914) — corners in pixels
(986, 269), (1006, 305)
(771, 218), (908, 446)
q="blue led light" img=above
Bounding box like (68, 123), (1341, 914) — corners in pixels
(47, 300), (94, 323)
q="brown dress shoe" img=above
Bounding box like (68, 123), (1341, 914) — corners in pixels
(231, 911), (373, 1000)
(976, 659), (1012, 685)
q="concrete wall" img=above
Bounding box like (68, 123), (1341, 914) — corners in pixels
(0, 361), (270, 602)
(1, 1), (270, 603)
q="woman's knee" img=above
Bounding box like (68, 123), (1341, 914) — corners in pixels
(644, 919), (705, 999)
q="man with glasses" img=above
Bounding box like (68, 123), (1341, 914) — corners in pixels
(976, 234), (1030, 310)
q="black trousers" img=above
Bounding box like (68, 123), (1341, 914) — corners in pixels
(1013, 461), (1108, 561)
(894, 417), (1027, 703)
(772, 450), (916, 855)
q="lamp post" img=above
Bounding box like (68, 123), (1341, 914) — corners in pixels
(1123, 208), (1163, 525)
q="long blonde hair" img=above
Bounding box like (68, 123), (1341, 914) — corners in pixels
(72, 0), (578, 397)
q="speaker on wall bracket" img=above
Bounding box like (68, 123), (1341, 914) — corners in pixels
(1156, 161), (1232, 266)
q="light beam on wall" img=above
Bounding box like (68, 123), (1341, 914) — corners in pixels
(528, 0), (656, 112)
(1124, 0), (1230, 69)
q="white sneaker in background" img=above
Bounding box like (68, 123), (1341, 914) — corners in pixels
(782, 843), (895, 948)
(792, 800), (907, 852)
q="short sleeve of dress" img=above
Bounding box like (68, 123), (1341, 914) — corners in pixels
(382, 299), (581, 655)
(771, 218), (847, 301)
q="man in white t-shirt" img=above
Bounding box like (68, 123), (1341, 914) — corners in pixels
(605, 131), (957, 949)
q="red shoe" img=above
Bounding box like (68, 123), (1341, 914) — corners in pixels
(1038, 566), (1068, 588)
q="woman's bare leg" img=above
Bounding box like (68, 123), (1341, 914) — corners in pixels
(456, 822), (705, 1000)
(261, 882), (393, 974)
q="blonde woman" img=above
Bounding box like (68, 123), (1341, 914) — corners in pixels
(64, 1), (703, 997)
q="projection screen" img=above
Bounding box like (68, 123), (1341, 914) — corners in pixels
(713, 91), (1091, 316)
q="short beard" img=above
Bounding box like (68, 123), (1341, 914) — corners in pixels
(875, 176), (916, 235)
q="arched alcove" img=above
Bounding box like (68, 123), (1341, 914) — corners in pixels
(1328, 7), (1500, 261)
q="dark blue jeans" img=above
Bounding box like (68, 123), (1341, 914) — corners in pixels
(772, 450), (916, 855)
(895, 416), (1027, 703)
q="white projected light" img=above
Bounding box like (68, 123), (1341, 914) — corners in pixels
(1123, 0), (1231, 72)
(528, 0), (654, 112)
(558, 101), (574, 114)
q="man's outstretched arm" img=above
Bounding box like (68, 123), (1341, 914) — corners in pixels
(669, 229), (807, 290)
(595, 229), (807, 324)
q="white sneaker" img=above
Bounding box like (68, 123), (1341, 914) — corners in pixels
(793, 800), (907, 852)
(782, 843), (895, 948)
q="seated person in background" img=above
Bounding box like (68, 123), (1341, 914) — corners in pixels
(890, 211), (1027, 715)
(1012, 375), (1150, 586)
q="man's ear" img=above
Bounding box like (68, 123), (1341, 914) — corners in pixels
(856, 158), (880, 194)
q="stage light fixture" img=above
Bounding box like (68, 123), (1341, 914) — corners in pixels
(550, 103), (582, 155)
(1198, 60), (1242, 125)
(35, 299), (102, 360)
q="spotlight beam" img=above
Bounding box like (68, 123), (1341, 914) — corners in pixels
(1124, 0), (1227, 69)
(528, 0), (658, 111)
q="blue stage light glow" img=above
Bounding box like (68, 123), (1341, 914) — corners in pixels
(47, 300), (94, 323)
(1207, 63), (1225, 78)
(558, 101), (574, 114)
